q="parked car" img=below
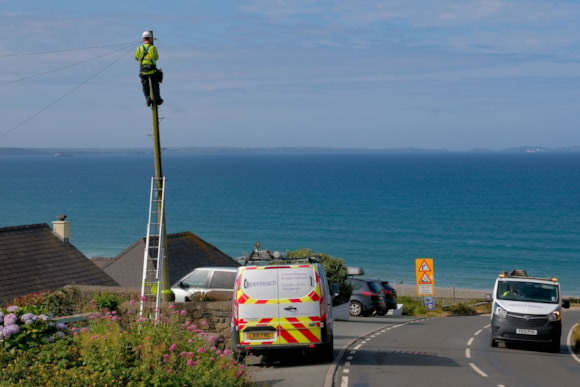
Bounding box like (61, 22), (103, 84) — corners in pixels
(379, 280), (398, 311)
(171, 267), (238, 302)
(347, 278), (387, 316)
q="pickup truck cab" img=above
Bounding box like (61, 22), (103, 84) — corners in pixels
(485, 269), (570, 353)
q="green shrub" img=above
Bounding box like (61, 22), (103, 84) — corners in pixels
(93, 292), (121, 312)
(398, 296), (428, 316)
(1, 301), (252, 386)
(286, 248), (353, 305)
(0, 305), (67, 353)
(39, 287), (82, 316)
(444, 302), (477, 315)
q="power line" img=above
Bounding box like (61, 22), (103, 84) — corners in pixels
(0, 41), (136, 58)
(0, 45), (135, 140)
(0, 43), (135, 86)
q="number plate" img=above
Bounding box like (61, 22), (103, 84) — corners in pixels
(246, 332), (274, 340)
(516, 329), (538, 335)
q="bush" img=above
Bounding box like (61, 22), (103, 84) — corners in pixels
(0, 305), (67, 353)
(40, 287), (83, 316)
(286, 248), (353, 305)
(398, 296), (428, 316)
(1, 300), (252, 386)
(93, 292), (121, 312)
(443, 302), (477, 315)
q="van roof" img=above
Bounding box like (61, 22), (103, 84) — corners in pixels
(497, 269), (560, 284)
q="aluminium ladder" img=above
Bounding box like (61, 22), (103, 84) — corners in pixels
(140, 176), (166, 319)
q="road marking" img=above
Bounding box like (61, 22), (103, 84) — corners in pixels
(566, 322), (580, 364)
(465, 348), (471, 358)
(474, 329), (482, 336)
(467, 337), (474, 346)
(469, 362), (488, 377)
(333, 318), (434, 387)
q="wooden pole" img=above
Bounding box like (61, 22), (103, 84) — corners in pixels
(148, 33), (170, 302)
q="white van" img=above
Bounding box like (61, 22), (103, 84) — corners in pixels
(486, 269), (570, 353)
(171, 267), (238, 302)
(231, 262), (335, 362)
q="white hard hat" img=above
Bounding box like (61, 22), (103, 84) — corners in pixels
(142, 31), (153, 39)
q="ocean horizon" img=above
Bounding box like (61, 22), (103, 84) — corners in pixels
(2, 152), (579, 296)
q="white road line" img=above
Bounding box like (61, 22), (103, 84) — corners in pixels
(566, 322), (580, 364)
(467, 337), (474, 346)
(341, 376), (349, 387)
(469, 363), (488, 377)
(474, 329), (482, 336)
(465, 348), (471, 358)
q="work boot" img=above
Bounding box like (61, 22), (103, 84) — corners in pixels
(156, 98), (163, 106)
(146, 97), (152, 107)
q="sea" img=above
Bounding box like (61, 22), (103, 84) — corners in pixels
(2, 151), (580, 296)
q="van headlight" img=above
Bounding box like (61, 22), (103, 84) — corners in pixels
(547, 310), (561, 322)
(494, 306), (507, 318)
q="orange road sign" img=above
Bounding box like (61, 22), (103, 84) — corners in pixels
(415, 258), (435, 296)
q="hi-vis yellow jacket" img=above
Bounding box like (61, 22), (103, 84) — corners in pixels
(135, 43), (159, 75)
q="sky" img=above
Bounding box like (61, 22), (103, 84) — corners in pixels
(0, 0), (579, 151)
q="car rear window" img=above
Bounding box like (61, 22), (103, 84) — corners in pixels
(368, 281), (382, 293)
(180, 270), (211, 288)
(209, 271), (236, 289)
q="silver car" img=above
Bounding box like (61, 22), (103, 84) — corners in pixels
(171, 267), (238, 302)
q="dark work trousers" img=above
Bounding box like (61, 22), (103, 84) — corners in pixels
(140, 73), (161, 103)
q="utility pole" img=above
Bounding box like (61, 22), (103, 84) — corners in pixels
(147, 31), (170, 303)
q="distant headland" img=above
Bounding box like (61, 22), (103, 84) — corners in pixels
(1, 146), (580, 156)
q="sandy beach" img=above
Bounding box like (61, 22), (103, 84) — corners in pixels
(393, 284), (490, 300)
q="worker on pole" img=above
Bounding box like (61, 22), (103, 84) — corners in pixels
(135, 31), (163, 107)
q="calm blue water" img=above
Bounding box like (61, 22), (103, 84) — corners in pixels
(2, 152), (580, 295)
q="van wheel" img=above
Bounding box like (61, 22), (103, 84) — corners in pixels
(549, 339), (560, 353)
(350, 301), (363, 316)
(316, 341), (334, 363)
(233, 351), (246, 363)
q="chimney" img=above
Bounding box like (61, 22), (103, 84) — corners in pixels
(52, 215), (70, 243)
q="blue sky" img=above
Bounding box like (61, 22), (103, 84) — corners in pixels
(1, 0), (579, 150)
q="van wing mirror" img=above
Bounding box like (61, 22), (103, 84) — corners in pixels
(562, 299), (570, 309)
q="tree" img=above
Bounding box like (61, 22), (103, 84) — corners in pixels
(286, 248), (352, 306)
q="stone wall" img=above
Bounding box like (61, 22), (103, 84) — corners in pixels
(67, 285), (233, 346)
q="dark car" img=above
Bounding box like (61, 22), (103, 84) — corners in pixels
(347, 278), (387, 316)
(379, 280), (398, 311)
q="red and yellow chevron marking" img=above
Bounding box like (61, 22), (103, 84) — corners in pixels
(240, 316), (322, 346)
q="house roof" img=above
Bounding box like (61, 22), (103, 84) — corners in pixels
(0, 223), (119, 306)
(102, 231), (239, 288)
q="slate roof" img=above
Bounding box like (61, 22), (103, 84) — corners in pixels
(101, 231), (239, 288)
(0, 223), (119, 306)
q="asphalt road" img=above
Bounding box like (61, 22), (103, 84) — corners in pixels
(247, 310), (580, 387)
(334, 309), (580, 387)
(248, 314), (416, 386)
